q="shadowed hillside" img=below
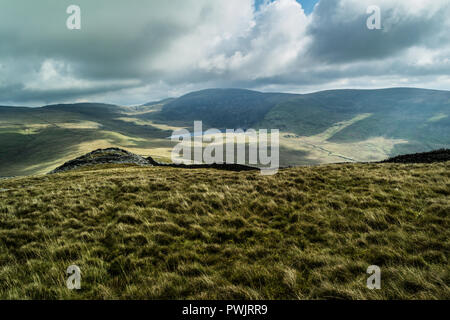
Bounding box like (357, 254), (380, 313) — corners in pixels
(151, 89), (295, 128)
(381, 149), (450, 164)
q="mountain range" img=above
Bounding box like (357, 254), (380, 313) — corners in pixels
(1, 87), (449, 177)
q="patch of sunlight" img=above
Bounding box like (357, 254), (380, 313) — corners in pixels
(309, 113), (372, 142)
(73, 140), (172, 160)
(115, 117), (187, 132)
(127, 147), (174, 160)
(0, 123), (50, 135)
(100, 131), (147, 146)
(121, 103), (165, 115)
(0, 121), (102, 134)
(25, 158), (70, 175)
(56, 121), (102, 129)
(279, 114), (408, 164)
(280, 135), (408, 164)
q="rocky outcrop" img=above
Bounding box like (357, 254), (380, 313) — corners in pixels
(50, 148), (152, 173)
(50, 148), (258, 174)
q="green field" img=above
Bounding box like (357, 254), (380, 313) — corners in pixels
(0, 161), (448, 299)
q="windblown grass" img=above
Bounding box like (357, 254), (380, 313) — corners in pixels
(0, 162), (448, 299)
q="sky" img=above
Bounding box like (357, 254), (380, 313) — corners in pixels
(256, 0), (319, 14)
(0, 0), (449, 106)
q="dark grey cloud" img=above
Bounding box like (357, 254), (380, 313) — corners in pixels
(0, 0), (449, 106)
(307, 0), (450, 63)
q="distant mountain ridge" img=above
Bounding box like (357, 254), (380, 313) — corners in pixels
(153, 88), (295, 128)
(0, 87), (449, 176)
(148, 87), (449, 156)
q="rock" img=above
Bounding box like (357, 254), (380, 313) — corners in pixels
(50, 148), (259, 174)
(50, 148), (153, 173)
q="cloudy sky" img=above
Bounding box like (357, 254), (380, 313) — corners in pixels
(0, 0), (449, 106)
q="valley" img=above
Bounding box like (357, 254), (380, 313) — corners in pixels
(0, 87), (449, 177)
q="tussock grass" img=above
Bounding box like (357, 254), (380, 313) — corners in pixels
(0, 162), (449, 299)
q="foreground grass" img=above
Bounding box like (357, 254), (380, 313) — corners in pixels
(0, 162), (449, 299)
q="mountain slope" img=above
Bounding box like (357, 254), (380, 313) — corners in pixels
(148, 87), (449, 162)
(0, 88), (449, 176)
(258, 88), (450, 157)
(152, 88), (295, 128)
(0, 103), (176, 177)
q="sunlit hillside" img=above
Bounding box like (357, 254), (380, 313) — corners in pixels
(1, 88), (449, 177)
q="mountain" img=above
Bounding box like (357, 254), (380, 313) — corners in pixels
(151, 88), (294, 128)
(153, 87), (449, 144)
(0, 88), (449, 176)
(260, 88), (450, 156)
(148, 87), (449, 162)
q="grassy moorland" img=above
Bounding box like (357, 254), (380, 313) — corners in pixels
(0, 162), (449, 300)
